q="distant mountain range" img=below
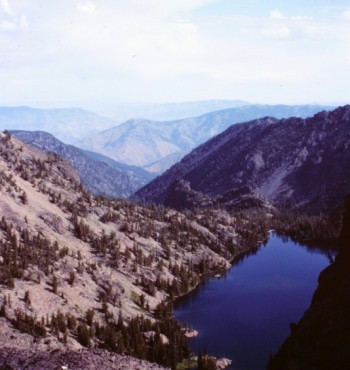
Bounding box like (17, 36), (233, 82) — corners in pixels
(0, 106), (117, 144)
(134, 105), (350, 214)
(77, 104), (334, 173)
(12, 130), (154, 198)
(88, 99), (250, 121)
(0, 101), (249, 145)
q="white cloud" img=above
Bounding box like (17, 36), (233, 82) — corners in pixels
(0, 0), (28, 32)
(0, 1), (349, 106)
(121, 0), (215, 17)
(19, 15), (28, 29)
(264, 9), (316, 39)
(175, 21), (198, 34)
(270, 9), (287, 20)
(260, 25), (292, 39)
(77, 1), (96, 15)
(291, 15), (313, 21)
(0, 0), (14, 15)
(342, 10), (350, 19)
(0, 15), (28, 32)
(0, 19), (15, 30)
(269, 9), (313, 23)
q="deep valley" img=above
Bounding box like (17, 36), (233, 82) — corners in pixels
(0, 104), (349, 370)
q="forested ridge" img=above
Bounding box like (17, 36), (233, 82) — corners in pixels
(0, 131), (269, 369)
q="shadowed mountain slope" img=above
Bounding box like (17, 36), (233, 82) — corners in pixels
(77, 104), (332, 172)
(268, 195), (350, 370)
(134, 105), (350, 214)
(12, 130), (154, 198)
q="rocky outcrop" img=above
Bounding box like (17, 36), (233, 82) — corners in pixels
(161, 181), (273, 212)
(162, 180), (216, 211)
(0, 347), (167, 370)
(218, 186), (273, 211)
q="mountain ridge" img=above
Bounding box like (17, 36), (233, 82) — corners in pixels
(0, 131), (268, 368)
(77, 104), (333, 172)
(0, 106), (117, 144)
(90, 99), (250, 121)
(11, 130), (154, 198)
(134, 105), (350, 214)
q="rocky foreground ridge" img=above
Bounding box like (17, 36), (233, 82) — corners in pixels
(12, 130), (153, 198)
(0, 345), (165, 370)
(0, 132), (268, 368)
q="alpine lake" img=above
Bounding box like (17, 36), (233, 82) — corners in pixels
(174, 232), (333, 370)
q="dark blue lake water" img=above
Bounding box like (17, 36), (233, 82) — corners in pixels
(174, 232), (332, 370)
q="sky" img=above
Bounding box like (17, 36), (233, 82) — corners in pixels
(0, 0), (349, 108)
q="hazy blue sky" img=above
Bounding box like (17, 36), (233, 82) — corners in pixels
(0, 0), (349, 108)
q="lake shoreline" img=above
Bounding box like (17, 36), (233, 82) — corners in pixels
(174, 233), (331, 370)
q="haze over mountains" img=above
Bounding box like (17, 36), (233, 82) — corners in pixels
(0, 100), (249, 144)
(77, 104), (333, 173)
(0, 106), (116, 144)
(0, 103), (333, 176)
(12, 130), (153, 198)
(134, 105), (350, 214)
(91, 99), (250, 121)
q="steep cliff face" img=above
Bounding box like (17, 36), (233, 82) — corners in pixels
(268, 195), (350, 370)
(135, 105), (350, 214)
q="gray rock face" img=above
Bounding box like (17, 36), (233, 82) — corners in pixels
(12, 130), (154, 198)
(0, 347), (167, 370)
(77, 105), (333, 172)
(134, 105), (350, 214)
